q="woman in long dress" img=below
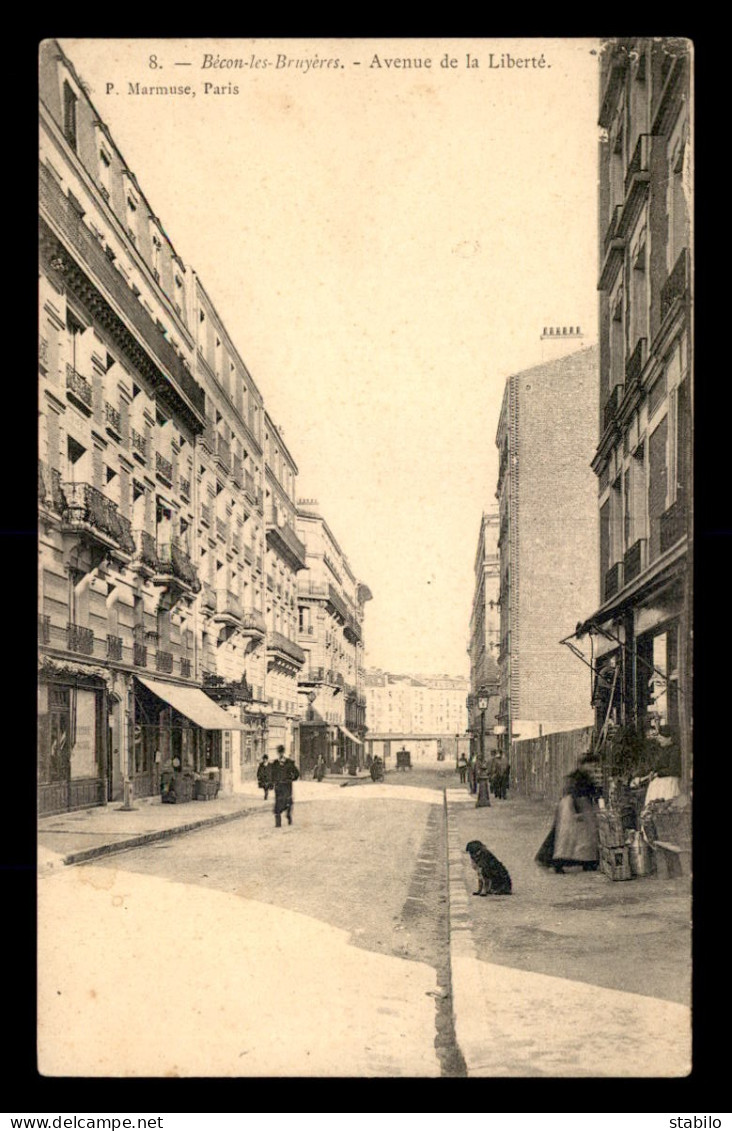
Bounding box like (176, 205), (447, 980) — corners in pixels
(536, 769), (599, 873)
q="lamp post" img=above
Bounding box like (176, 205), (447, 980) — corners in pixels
(477, 692), (489, 760)
(476, 690), (491, 807)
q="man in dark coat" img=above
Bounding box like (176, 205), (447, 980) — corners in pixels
(256, 754), (272, 800)
(271, 744), (300, 827)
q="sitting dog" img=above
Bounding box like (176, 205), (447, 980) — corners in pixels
(466, 840), (512, 896)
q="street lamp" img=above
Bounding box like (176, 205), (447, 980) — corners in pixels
(477, 691), (489, 760)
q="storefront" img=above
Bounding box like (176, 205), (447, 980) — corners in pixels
(38, 666), (108, 815)
(131, 676), (245, 800)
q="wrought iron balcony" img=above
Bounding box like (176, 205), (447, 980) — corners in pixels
(244, 470), (257, 503)
(156, 650), (174, 673)
(266, 514), (308, 572)
(660, 498), (687, 554)
(241, 607), (266, 636)
(61, 483), (135, 554)
(67, 622), (94, 655)
(624, 133), (652, 197)
(131, 428), (147, 459)
(300, 666), (326, 683)
(604, 561), (623, 602)
(660, 249), (689, 323)
(602, 385), (623, 434)
(105, 402), (121, 435)
(66, 364), (92, 409)
(107, 634), (123, 660)
(214, 434), (231, 472)
(267, 630), (306, 666)
(213, 588), (243, 624)
(156, 540), (201, 593)
(327, 584), (349, 623)
(133, 642), (147, 666)
(623, 538), (647, 585)
(625, 337), (647, 389)
(156, 451), (173, 483)
(133, 528), (161, 574)
(39, 164), (205, 423)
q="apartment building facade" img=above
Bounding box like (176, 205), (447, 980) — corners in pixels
(38, 41), (368, 812)
(495, 343), (599, 749)
(574, 38), (692, 784)
(296, 501), (370, 773)
(364, 671), (469, 761)
(38, 41), (244, 813)
(467, 510), (501, 749)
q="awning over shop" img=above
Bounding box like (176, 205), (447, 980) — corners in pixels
(339, 725), (362, 745)
(136, 676), (247, 730)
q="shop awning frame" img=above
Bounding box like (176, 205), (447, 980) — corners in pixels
(338, 725), (362, 745)
(136, 676), (247, 730)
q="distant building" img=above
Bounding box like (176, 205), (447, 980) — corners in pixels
(467, 510), (501, 754)
(296, 500), (371, 773)
(364, 670), (469, 762)
(495, 343), (600, 748)
(574, 38), (692, 786)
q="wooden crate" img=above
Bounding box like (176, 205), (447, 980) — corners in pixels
(596, 810), (626, 848)
(600, 845), (633, 881)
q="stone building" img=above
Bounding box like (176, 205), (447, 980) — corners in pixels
(495, 343), (600, 749)
(296, 500), (370, 773)
(364, 671), (469, 763)
(574, 38), (692, 785)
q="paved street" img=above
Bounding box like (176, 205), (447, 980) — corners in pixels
(38, 764), (691, 1077)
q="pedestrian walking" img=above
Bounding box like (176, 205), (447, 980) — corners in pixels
(256, 754), (272, 801)
(457, 754), (469, 784)
(272, 745), (300, 827)
(475, 752), (492, 808)
(493, 754), (510, 800)
(535, 769), (599, 873)
(313, 755), (326, 782)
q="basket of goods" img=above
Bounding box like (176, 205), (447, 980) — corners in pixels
(596, 809), (626, 849)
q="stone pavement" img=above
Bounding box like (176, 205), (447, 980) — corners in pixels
(444, 786), (692, 1077)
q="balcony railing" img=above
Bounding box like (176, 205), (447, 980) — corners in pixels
(215, 434), (231, 472)
(180, 657), (192, 678)
(625, 337), (647, 389)
(156, 650), (174, 673)
(266, 515), (308, 570)
(156, 540), (201, 592)
(301, 666), (325, 683)
(214, 588), (243, 621)
(133, 642), (147, 666)
(624, 133), (652, 196)
(106, 634), (123, 660)
(660, 497), (687, 554)
(604, 561), (624, 602)
(131, 428), (147, 459)
(660, 249), (689, 322)
(328, 584), (349, 622)
(156, 451), (173, 483)
(105, 402), (121, 435)
(603, 203), (624, 258)
(39, 615), (51, 644)
(62, 483), (135, 554)
(38, 460), (68, 514)
(67, 622), (94, 655)
(133, 528), (160, 572)
(623, 538), (647, 585)
(241, 607), (266, 635)
(66, 364), (92, 409)
(267, 630), (306, 665)
(602, 385), (623, 433)
(39, 164), (205, 421)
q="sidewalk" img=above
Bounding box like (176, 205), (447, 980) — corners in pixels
(37, 774), (377, 870)
(444, 787), (692, 1077)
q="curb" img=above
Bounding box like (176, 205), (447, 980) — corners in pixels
(59, 804), (263, 866)
(444, 787), (482, 1075)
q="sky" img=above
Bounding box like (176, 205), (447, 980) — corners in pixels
(57, 37), (601, 678)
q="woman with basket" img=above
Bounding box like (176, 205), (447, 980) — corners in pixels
(536, 768), (600, 874)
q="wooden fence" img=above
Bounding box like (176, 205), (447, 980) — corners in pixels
(511, 726), (595, 803)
